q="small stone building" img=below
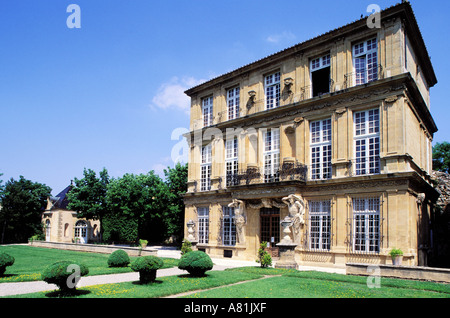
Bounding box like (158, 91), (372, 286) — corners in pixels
(41, 184), (100, 244)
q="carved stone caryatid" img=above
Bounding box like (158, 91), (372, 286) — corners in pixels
(228, 199), (246, 245)
(282, 194), (306, 244)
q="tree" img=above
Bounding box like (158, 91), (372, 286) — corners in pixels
(106, 171), (169, 243)
(433, 142), (450, 173)
(67, 168), (110, 242)
(0, 176), (51, 244)
(163, 163), (188, 242)
(0, 173), (4, 194)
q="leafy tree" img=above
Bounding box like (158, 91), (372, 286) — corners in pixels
(0, 176), (51, 243)
(163, 163), (188, 241)
(67, 168), (110, 242)
(433, 142), (450, 173)
(0, 173), (4, 194)
(106, 171), (169, 243)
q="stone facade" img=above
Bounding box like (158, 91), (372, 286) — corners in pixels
(183, 2), (439, 268)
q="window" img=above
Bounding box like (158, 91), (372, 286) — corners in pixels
(222, 206), (236, 246)
(225, 137), (238, 186)
(309, 200), (331, 251)
(202, 96), (213, 127)
(201, 144), (211, 191)
(311, 54), (331, 97)
(227, 87), (240, 120)
(353, 38), (378, 85)
(354, 109), (380, 175)
(310, 118), (332, 180)
(197, 207), (209, 244)
(265, 72), (281, 109)
(263, 128), (280, 183)
(352, 197), (380, 253)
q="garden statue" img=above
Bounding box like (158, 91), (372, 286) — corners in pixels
(282, 194), (306, 244)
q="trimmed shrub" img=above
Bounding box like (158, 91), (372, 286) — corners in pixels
(41, 261), (89, 295)
(131, 256), (164, 284)
(107, 249), (130, 267)
(0, 252), (15, 276)
(178, 250), (213, 277)
(181, 239), (193, 256)
(256, 242), (272, 268)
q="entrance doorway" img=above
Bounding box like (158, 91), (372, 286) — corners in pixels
(260, 207), (280, 258)
(74, 221), (87, 244)
(45, 219), (51, 242)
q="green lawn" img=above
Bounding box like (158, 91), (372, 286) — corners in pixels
(1, 245), (449, 298)
(7, 270), (263, 298)
(184, 268), (450, 298)
(0, 245), (178, 282)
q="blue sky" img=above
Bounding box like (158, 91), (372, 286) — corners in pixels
(0, 0), (448, 194)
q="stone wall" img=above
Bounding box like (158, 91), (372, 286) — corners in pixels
(29, 240), (157, 257)
(346, 263), (450, 283)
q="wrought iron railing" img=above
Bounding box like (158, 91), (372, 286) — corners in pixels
(343, 64), (383, 89)
(226, 162), (307, 187)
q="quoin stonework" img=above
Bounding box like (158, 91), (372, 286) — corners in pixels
(183, 2), (439, 269)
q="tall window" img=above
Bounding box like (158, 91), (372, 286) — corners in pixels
(263, 128), (280, 183)
(201, 144), (211, 191)
(227, 87), (240, 120)
(202, 96), (213, 127)
(354, 109), (380, 175)
(352, 197), (380, 253)
(311, 54), (331, 97)
(309, 200), (331, 251)
(225, 137), (238, 186)
(222, 206), (236, 246)
(265, 72), (280, 109)
(197, 207), (209, 244)
(310, 118), (332, 180)
(353, 38), (378, 85)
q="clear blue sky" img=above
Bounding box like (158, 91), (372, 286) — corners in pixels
(0, 0), (448, 194)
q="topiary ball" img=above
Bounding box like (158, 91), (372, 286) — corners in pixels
(0, 252), (15, 276)
(41, 261), (89, 294)
(107, 249), (130, 267)
(178, 251), (213, 277)
(131, 256), (164, 284)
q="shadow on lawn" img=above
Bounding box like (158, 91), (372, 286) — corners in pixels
(45, 289), (91, 298)
(131, 280), (164, 285)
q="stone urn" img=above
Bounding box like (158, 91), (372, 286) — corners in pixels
(186, 220), (197, 244)
(280, 216), (294, 244)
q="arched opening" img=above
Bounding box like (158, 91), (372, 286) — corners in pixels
(74, 220), (88, 244)
(45, 219), (51, 242)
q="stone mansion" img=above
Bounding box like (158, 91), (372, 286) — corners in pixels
(183, 1), (439, 268)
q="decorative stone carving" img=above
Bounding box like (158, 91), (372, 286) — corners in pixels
(228, 199), (246, 245)
(246, 198), (286, 209)
(282, 194), (306, 244)
(186, 220), (197, 243)
(280, 216), (294, 244)
(247, 90), (256, 111)
(416, 193), (426, 205)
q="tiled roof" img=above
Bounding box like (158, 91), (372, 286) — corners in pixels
(185, 1), (436, 95)
(50, 184), (72, 210)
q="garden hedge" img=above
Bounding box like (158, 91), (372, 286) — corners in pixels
(131, 256), (164, 284)
(0, 252), (15, 276)
(107, 249), (130, 267)
(178, 251), (213, 277)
